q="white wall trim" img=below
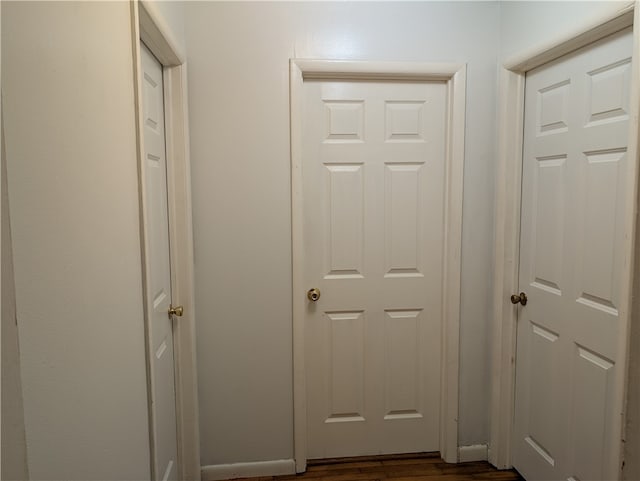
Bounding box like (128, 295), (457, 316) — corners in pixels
(488, 66), (525, 471)
(201, 459), (296, 481)
(295, 59), (464, 81)
(625, 5), (640, 458)
(1, 5), (3, 479)
(290, 59), (307, 474)
(290, 59), (466, 471)
(504, 2), (634, 73)
(458, 444), (488, 463)
(490, 4), (638, 473)
(131, 2), (200, 480)
(617, 6), (640, 478)
(163, 60), (201, 481)
(441, 62), (465, 465)
(138, 0), (184, 66)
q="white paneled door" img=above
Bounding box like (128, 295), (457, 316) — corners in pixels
(514, 28), (632, 480)
(141, 42), (178, 481)
(303, 79), (447, 458)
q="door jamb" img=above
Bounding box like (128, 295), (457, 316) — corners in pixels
(489, 2), (638, 473)
(290, 59), (467, 471)
(131, 2), (201, 480)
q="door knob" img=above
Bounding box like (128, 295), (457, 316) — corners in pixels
(168, 304), (184, 318)
(307, 288), (321, 302)
(510, 292), (527, 306)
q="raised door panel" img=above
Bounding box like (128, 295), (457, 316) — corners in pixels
(325, 311), (366, 423)
(537, 80), (570, 136)
(567, 346), (614, 481)
(384, 164), (423, 278)
(383, 310), (423, 420)
(576, 150), (624, 316)
(529, 155), (566, 296)
(325, 101), (365, 143)
(586, 59), (630, 127)
(525, 322), (561, 469)
(325, 165), (364, 279)
(385, 101), (426, 142)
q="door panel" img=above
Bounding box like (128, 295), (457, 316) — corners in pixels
(383, 309), (423, 418)
(303, 80), (446, 458)
(141, 42), (178, 481)
(326, 311), (365, 422)
(326, 164), (364, 278)
(514, 28), (632, 481)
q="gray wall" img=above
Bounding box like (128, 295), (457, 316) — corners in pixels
(2, 1), (188, 479)
(185, 1), (500, 466)
(500, 1), (630, 61)
(3, 2), (151, 479)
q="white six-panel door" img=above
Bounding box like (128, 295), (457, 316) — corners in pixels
(514, 28), (632, 481)
(141, 42), (179, 481)
(303, 79), (447, 458)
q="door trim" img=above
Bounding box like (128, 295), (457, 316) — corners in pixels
(131, 2), (201, 480)
(290, 59), (466, 471)
(490, 2), (638, 472)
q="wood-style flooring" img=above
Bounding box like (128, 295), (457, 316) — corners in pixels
(225, 453), (524, 481)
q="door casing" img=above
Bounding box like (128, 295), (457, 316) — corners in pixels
(131, 2), (200, 480)
(290, 59), (466, 472)
(490, 1), (639, 474)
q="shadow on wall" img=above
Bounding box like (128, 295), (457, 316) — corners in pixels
(1, 108), (30, 481)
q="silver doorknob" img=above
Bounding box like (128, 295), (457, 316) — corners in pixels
(168, 304), (184, 318)
(307, 288), (321, 302)
(510, 292), (527, 306)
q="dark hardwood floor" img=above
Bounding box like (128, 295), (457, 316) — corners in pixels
(225, 453), (524, 481)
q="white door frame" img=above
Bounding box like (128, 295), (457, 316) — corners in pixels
(290, 59), (466, 472)
(490, 1), (639, 472)
(131, 2), (200, 480)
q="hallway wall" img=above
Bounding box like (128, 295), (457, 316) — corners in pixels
(2, 2), (151, 479)
(185, 1), (501, 467)
(2, 1), (188, 479)
(500, 1), (631, 61)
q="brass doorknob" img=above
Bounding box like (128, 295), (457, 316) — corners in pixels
(168, 304), (184, 318)
(510, 292), (527, 306)
(307, 288), (321, 302)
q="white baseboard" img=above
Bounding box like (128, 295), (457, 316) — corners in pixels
(458, 444), (488, 463)
(201, 459), (296, 481)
